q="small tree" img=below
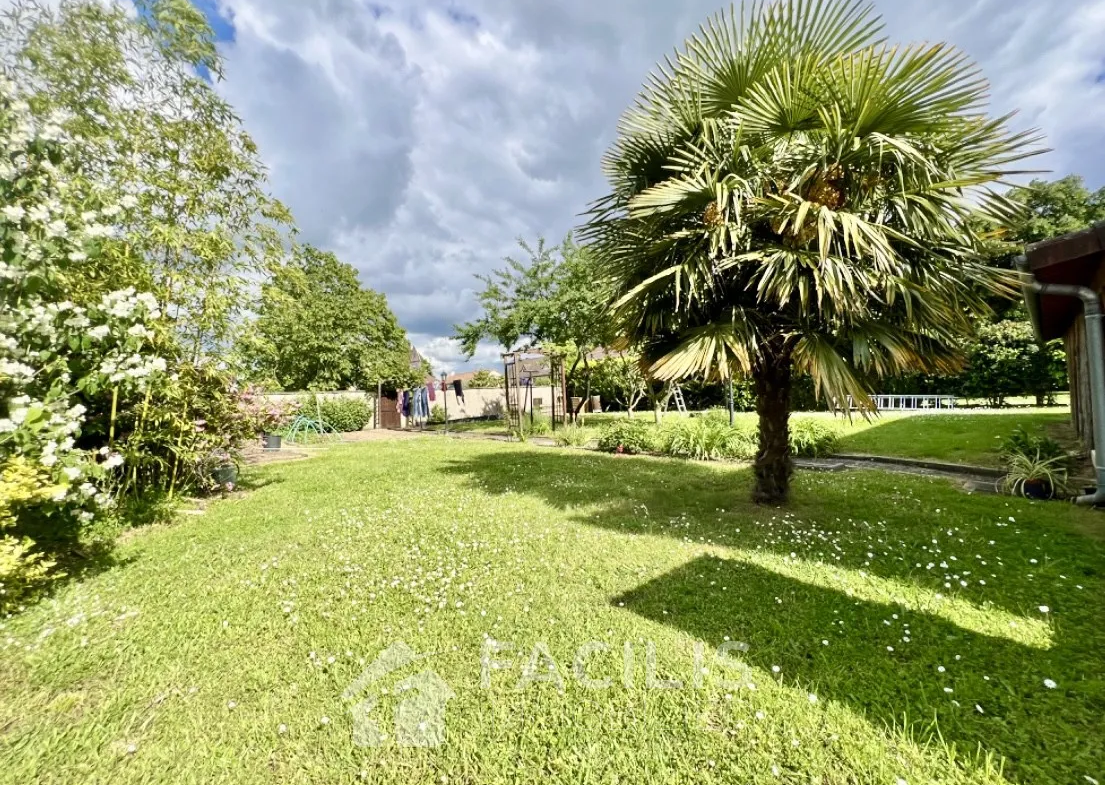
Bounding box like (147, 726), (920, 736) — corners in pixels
(455, 235), (612, 413)
(466, 369), (503, 389)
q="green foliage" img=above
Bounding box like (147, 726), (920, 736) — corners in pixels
(661, 417), (754, 461)
(454, 235), (613, 397)
(313, 396), (374, 433)
(788, 418), (842, 458)
(0, 458), (61, 613)
(1, 0), (295, 355)
(655, 414), (838, 461)
(999, 431), (1073, 498)
(553, 424), (591, 448)
(1001, 427), (1067, 463)
(584, 0), (1043, 500)
(114, 364), (256, 497)
(1006, 175), (1105, 245)
(520, 413), (553, 437)
(597, 420), (657, 455)
(961, 320), (1067, 407)
(465, 370), (502, 389)
(0, 533), (56, 614)
(242, 246), (411, 391)
(429, 404), (447, 425)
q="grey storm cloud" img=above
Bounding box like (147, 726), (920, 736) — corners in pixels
(208, 0), (1105, 372)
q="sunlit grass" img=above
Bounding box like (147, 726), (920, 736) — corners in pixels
(1, 438), (1101, 784)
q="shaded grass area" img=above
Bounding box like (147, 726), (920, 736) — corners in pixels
(1, 439), (1102, 784)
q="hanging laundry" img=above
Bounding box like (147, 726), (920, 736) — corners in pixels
(453, 379), (464, 401)
(427, 382), (436, 402)
(402, 390), (411, 417)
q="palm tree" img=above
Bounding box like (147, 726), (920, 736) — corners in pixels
(583, 0), (1042, 504)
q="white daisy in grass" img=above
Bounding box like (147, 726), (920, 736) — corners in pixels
(1044, 679), (1058, 689)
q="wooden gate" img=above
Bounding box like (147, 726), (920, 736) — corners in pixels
(379, 395), (402, 429)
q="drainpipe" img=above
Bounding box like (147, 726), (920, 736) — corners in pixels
(1016, 255), (1105, 505)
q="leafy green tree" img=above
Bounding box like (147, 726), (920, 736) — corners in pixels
(465, 369), (503, 389)
(1006, 175), (1105, 245)
(1, 0), (293, 356)
(571, 354), (673, 421)
(244, 246), (411, 392)
(455, 235), (613, 411)
(584, 0), (1041, 503)
(960, 319), (1067, 407)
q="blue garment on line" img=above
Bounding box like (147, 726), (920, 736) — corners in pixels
(411, 386), (430, 419)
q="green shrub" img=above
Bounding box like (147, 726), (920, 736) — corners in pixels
(317, 397), (374, 432)
(520, 413), (553, 437)
(429, 404), (447, 425)
(0, 458), (61, 613)
(597, 420), (658, 455)
(554, 424), (592, 448)
(788, 418), (841, 457)
(1001, 427), (1065, 462)
(661, 418), (755, 461)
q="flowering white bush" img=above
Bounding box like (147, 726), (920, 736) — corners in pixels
(0, 76), (167, 609)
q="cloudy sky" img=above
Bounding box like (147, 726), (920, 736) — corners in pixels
(196, 0), (1105, 373)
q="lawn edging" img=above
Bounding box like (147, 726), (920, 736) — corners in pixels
(832, 453), (1005, 479)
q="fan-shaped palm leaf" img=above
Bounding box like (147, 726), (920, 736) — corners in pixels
(583, 0), (1044, 503)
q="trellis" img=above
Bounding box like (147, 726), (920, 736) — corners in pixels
(502, 348), (567, 433)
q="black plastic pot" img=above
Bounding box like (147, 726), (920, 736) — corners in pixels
(262, 433), (282, 450)
(1023, 479), (1053, 500)
(212, 463), (238, 488)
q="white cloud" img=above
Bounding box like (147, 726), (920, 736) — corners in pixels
(207, 0), (1105, 371)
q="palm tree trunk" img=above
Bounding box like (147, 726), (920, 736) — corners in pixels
(752, 352), (793, 504)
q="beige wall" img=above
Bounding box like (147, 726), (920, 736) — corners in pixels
(262, 386), (567, 428)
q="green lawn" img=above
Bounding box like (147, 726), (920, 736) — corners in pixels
(3, 438), (1102, 784)
(833, 411), (1072, 467)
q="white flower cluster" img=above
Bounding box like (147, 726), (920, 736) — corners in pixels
(1, 76), (166, 525)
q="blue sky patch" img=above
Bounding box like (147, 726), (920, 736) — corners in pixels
(193, 0), (236, 43)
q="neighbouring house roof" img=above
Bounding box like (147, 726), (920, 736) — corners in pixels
(1023, 222), (1105, 341)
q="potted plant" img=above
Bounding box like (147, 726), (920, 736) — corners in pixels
(207, 449), (238, 491)
(999, 428), (1074, 500)
(240, 388), (299, 450)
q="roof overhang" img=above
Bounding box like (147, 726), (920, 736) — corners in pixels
(1023, 222), (1105, 341)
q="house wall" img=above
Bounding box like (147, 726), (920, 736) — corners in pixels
(1066, 315), (1092, 446)
(1064, 264), (1105, 448)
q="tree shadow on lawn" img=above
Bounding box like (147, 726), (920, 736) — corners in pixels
(440, 448), (1103, 620)
(613, 554), (1099, 783)
(440, 448), (1105, 780)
